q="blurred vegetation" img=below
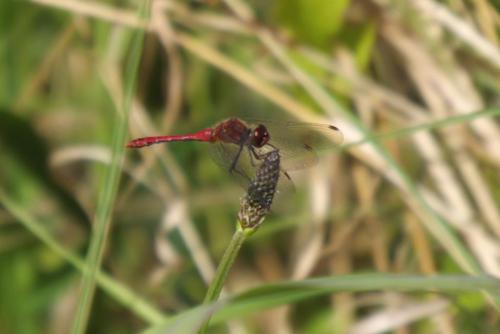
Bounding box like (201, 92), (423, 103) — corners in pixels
(1, 0), (500, 333)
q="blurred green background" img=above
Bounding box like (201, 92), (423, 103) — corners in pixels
(1, 0), (500, 333)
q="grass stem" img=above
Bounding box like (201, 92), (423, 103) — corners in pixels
(199, 226), (249, 333)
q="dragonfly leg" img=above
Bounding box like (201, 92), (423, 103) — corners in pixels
(248, 147), (259, 167)
(249, 146), (271, 166)
(229, 142), (245, 174)
(251, 144), (279, 162)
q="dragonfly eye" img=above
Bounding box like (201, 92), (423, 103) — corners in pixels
(252, 124), (270, 147)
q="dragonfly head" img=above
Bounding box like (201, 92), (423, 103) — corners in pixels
(251, 124), (270, 148)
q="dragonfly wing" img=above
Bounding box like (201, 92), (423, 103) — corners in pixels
(245, 119), (343, 147)
(209, 142), (295, 192)
(272, 141), (319, 171)
(252, 139), (318, 171)
(267, 122), (341, 171)
(208, 142), (254, 188)
(246, 119), (343, 171)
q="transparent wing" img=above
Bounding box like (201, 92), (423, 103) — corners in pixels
(208, 141), (295, 192)
(246, 119), (343, 171)
(208, 142), (254, 188)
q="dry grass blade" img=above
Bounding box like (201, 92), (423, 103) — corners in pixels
(412, 0), (500, 70)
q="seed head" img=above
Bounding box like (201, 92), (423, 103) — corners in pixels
(238, 150), (281, 230)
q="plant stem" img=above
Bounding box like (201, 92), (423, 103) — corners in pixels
(199, 225), (249, 333)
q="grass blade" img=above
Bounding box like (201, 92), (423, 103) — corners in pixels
(70, 2), (150, 333)
(143, 274), (500, 333)
(0, 189), (166, 324)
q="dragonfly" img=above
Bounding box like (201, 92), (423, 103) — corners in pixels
(126, 118), (343, 185)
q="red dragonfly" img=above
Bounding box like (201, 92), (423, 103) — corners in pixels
(127, 118), (342, 185)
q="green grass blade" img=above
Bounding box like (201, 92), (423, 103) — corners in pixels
(143, 274), (500, 333)
(0, 189), (166, 324)
(213, 274), (500, 322)
(70, 3), (150, 333)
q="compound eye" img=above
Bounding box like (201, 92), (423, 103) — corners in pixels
(253, 124), (270, 147)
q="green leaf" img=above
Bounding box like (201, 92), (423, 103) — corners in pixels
(143, 274), (500, 333)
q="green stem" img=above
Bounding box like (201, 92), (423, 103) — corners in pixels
(199, 225), (249, 333)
